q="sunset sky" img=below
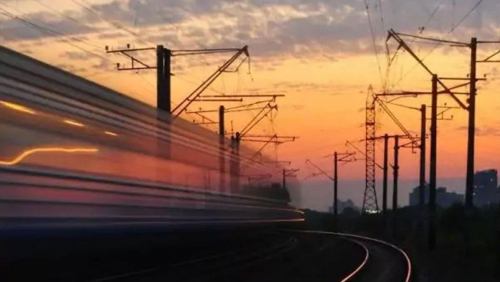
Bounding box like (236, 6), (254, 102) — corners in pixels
(1, 0), (500, 210)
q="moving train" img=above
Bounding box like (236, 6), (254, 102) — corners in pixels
(0, 45), (304, 233)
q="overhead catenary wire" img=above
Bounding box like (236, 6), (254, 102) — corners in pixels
(137, 72), (156, 93)
(450, 0), (485, 34)
(0, 6), (113, 65)
(0, 0), (189, 115)
(363, 0), (385, 89)
(32, 0), (102, 49)
(0, 3), (101, 50)
(70, 0), (156, 47)
(1, 0), (165, 103)
(150, 4), (258, 127)
(386, 101), (421, 111)
(153, 0), (212, 68)
(390, 0), (486, 87)
(421, 0), (445, 33)
(374, 96), (419, 148)
(0, 1), (284, 164)
(377, 0), (386, 36)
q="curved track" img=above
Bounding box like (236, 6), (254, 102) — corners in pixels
(3, 229), (411, 282)
(343, 235), (411, 282)
(300, 231), (412, 282)
(76, 230), (366, 282)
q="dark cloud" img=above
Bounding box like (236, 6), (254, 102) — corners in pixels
(271, 81), (335, 94)
(98, 32), (128, 39)
(0, 10), (97, 41)
(60, 51), (94, 60)
(91, 58), (114, 70)
(1, 0), (499, 59)
(55, 63), (87, 73)
(122, 0), (496, 58)
(455, 125), (500, 137)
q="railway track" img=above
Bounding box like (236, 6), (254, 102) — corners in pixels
(4, 229), (411, 282)
(89, 233), (300, 282)
(344, 235), (411, 282)
(80, 230), (378, 282)
(299, 230), (412, 282)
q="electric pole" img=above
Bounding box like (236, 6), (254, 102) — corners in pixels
(383, 134), (389, 216)
(156, 45), (171, 112)
(465, 38), (477, 209)
(382, 134), (389, 235)
(381, 30), (500, 252)
(219, 106), (225, 138)
(419, 104), (427, 210)
(334, 152), (338, 231)
(387, 30), (500, 209)
(230, 132), (240, 193)
(393, 135), (400, 239)
(283, 168), (300, 191)
(464, 38), (478, 259)
(365, 133), (415, 237)
(106, 45), (250, 116)
(219, 105), (225, 192)
(105, 45), (172, 112)
(333, 152), (356, 231)
(306, 152), (355, 232)
(429, 74), (438, 250)
(418, 104), (427, 245)
(283, 169), (286, 191)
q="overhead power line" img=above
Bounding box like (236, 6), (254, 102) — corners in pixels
(0, 1), (101, 49)
(377, 0), (386, 34)
(450, 0), (485, 34)
(414, 0), (446, 37)
(0, 6), (112, 64)
(364, 0), (385, 89)
(70, 0), (155, 46)
(390, 0), (486, 87)
(33, 0), (101, 49)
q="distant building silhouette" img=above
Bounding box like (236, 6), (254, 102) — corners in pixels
(329, 199), (359, 214)
(474, 169), (499, 206)
(409, 184), (463, 208)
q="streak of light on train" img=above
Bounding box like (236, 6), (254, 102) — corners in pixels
(104, 131), (118, 136)
(0, 45), (303, 231)
(63, 119), (85, 127)
(0, 147), (98, 166)
(0, 100), (36, 114)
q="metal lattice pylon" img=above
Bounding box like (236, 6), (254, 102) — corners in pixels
(363, 86), (379, 213)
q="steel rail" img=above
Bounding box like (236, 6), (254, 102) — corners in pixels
(297, 230), (412, 282)
(86, 233), (298, 282)
(340, 238), (370, 282)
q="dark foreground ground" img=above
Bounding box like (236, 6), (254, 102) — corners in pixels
(1, 225), (365, 282)
(3, 203), (494, 282)
(304, 204), (500, 282)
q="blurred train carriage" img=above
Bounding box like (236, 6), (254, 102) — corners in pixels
(0, 45), (303, 233)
